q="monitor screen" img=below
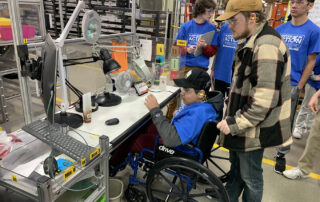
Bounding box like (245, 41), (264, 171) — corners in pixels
(41, 34), (57, 124)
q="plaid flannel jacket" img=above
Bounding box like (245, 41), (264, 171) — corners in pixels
(219, 22), (292, 152)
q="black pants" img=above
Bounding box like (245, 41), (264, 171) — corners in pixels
(214, 79), (230, 97)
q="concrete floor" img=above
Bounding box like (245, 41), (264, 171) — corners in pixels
(112, 148), (320, 202)
(0, 44), (319, 201)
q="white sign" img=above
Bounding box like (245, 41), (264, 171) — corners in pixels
(139, 39), (152, 61)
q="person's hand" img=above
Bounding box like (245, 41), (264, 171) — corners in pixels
(187, 46), (195, 54)
(173, 109), (178, 116)
(197, 39), (207, 48)
(308, 93), (319, 115)
(144, 94), (159, 111)
(315, 75), (320, 81)
(217, 120), (230, 135)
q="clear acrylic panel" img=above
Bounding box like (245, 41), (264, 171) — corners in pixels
(0, 1), (45, 45)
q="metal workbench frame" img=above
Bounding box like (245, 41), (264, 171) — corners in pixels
(1, 0), (138, 201)
(0, 67), (17, 122)
(0, 0), (47, 47)
(0, 135), (110, 202)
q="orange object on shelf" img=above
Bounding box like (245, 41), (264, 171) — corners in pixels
(184, 4), (193, 22)
(184, 0), (196, 23)
(111, 40), (128, 74)
(269, 2), (289, 28)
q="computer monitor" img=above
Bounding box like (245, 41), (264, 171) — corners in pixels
(40, 34), (84, 128)
(41, 34), (57, 124)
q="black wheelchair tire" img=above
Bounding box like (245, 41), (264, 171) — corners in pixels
(146, 157), (229, 202)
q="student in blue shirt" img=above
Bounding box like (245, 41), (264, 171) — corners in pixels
(167, 0), (219, 121)
(211, 23), (238, 96)
(274, 0), (320, 174)
(176, 0), (218, 73)
(109, 70), (223, 175)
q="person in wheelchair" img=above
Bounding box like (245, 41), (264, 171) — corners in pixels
(110, 69), (223, 174)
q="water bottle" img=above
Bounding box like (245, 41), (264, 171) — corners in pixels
(159, 75), (167, 91)
(153, 58), (162, 86)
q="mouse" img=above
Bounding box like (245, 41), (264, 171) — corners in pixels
(43, 156), (58, 178)
(105, 118), (119, 125)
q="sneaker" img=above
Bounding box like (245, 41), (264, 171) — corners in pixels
(274, 153), (286, 174)
(283, 167), (309, 179)
(292, 128), (302, 139)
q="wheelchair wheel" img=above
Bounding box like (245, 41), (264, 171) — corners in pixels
(205, 147), (231, 183)
(146, 157), (229, 202)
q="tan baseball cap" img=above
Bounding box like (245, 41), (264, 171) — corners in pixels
(216, 0), (263, 21)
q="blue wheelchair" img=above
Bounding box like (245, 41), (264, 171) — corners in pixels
(119, 119), (230, 202)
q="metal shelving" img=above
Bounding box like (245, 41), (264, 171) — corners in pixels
(43, 0), (170, 39)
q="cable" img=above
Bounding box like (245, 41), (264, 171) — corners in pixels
(149, 89), (176, 93)
(44, 81), (99, 192)
(67, 128), (89, 147)
(57, 70), (83, 98)
(51, 128), (101, 192)
(149, 89), (161, 93)
(65, 79), (83, 98)
(46, 90), (54, 116)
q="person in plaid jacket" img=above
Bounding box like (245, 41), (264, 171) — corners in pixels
(216, 0), (291, 201)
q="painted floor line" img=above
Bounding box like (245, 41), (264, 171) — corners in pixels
(213, 144), (320, 181)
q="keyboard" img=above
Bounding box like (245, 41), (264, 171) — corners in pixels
(22, 120), (98, 164)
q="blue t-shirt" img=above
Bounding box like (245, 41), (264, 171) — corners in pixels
(176, 19), (218, 69)
(213, 23), (238, 84)
(307, 55), (320, 90)
(171, 102), (218, 145)
(276, 20), (320, 86)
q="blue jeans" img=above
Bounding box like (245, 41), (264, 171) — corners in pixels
(226, 149), (264, 202)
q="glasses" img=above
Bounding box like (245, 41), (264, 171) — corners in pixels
(206, 9), (214, 14)
(227, 18), (241, 26)
(181, 88), (195, 94)
(291, 0), (308, 5)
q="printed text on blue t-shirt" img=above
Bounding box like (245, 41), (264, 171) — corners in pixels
(222, 34), (238, 49)
(188, 34), (200, 47)
(281, 34), (305, 51)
